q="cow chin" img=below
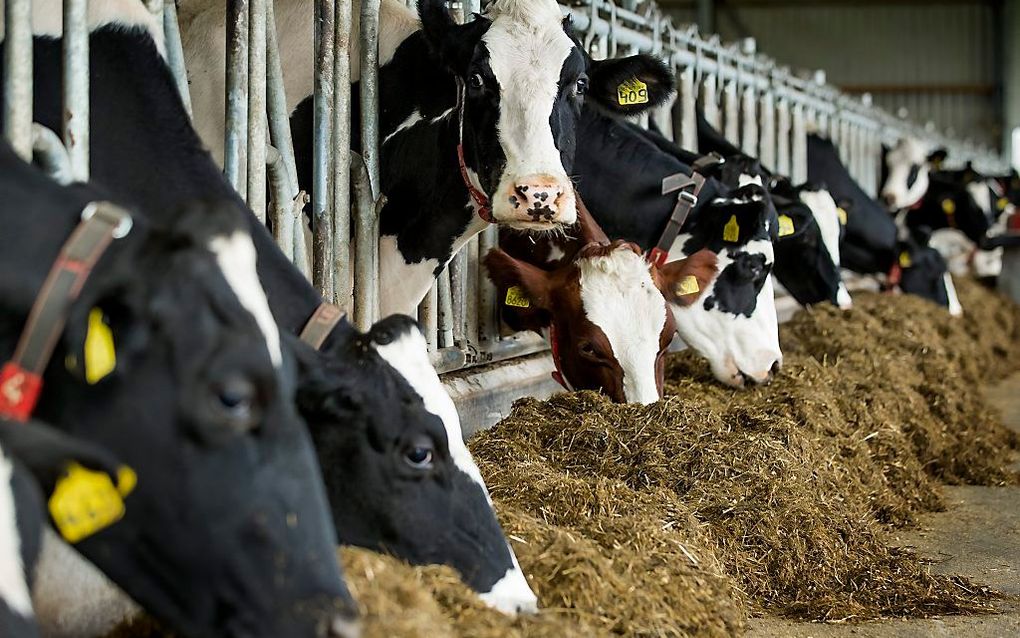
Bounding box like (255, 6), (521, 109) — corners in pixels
(490, 174), (577, 230)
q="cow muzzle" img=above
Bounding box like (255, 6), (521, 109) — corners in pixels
(495, 174), (577, 229)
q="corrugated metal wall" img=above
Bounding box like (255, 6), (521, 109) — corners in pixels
(664, 1), (1001, 148)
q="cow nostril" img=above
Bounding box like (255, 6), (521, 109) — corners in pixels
(328, 615), (361, 638)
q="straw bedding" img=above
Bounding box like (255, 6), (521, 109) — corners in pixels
(106, 279), (1020, 637)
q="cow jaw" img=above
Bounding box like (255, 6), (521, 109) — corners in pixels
(483, 0), (578, 229)
(578, 248), (666, 405)
(479, 557), (539, 615)
(208, 231), (283, 368)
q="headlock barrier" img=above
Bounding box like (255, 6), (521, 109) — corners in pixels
(3, 0), (1011, 379)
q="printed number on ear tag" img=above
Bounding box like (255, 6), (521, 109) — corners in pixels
(899, 251), (912, 268)
(49, 463), (137, 543)
(837, 207), (848, 225)
(722, 215), (740, 243)
(84, 308), (116, 384)
(998, 197), (1009, 211)
(777, 215), (795, 237)
(675, 275), (700, 296)
(504, 286), (531, 308)
(942, 199), (956, 215)
(617, 78), (649, 106)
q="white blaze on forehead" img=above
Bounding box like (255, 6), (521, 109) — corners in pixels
(371, 326), (487, 490)
(738, 174), (763, 188)
(882, 138), (931, 209)
(578, 247), (666, 405)
(799, 188), (843, 268)
(208, 232), (282, 368)
(0, 449), (33, 618)
(483, 0), (576, 181)
(967, 181), (992, 217)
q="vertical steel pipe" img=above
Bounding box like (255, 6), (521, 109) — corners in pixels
(722, 80), (738, 144)
(333, 0), (354, 308)
(163, 0), (193, 117)
(702, 74), (719, 131)
(437, 269), (454, 348)
(776, 97), (791, 177)
(3, 0), (33, 160)
(312, 0), (336, 300)
(224, 0), (250, 198)
(247, 0), (268, 222)
(678, 66), (697, 151)
(352, 154), (380, 330)
(759, 91), (775, 171)
(266, 144), (295, 261)
(477, 225), (499, 345)
(62, 0), (89, 182)
(740, 85), (757, 157)
(449, 250), (467, 346)
(32, 123), (73, 185)
(791, 102), (806, 184)
(421, 284), (439, 351)
(266, 0), (297, 190)
(360, 0), (381, 187)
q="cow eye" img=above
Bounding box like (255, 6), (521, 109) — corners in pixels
(575, 76), (588, 95)
(403, 441), (434, 470)
(468, 73), (484, 91)
(214, 376), (258, 430)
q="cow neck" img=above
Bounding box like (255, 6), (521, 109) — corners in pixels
(454, 77), (494, 224)
(31, 28), (345, 348)
(0, 203), (132, 421)
(647, 154), (723, 267)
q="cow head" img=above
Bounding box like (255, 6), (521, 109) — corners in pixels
(908, 169), (990, 244)
(418, 0), (672, 229)
(671, 183), (783, 388)
(19, 201), (357, 638)
(485, 232), (716, 404)
(770, 178), (852, 309)
(894, 226), (962, 316)
(880, 138), (946, 210)
(296, 315), (536, 615)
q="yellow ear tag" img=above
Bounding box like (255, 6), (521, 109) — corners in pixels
(942, 199), (956, 215)
(837, 207), (848, 225)
(504, 285), (531, 308)
(777, 215), (795, 237)
(49, 463), (137, 543)
(617, 78), (649, 106)
(998, 197), (1009, 211)
(675, 275), (700, 296)
(722, 215), (740, 243)
(899, 251), (912, 268)
(84, 308), (116, 384)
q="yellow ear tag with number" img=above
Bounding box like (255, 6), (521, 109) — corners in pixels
(998, 197), (1009, 211)
(777, 215), (795, 237)
(722, 215), (740, 242)
(675, 275), (700, 296)
(49, 463), (137, 543)
(837, 207), (848, 225)
(84, 308), (116, 384)
(942, 199), (956, 215)
(504, 286), (531, 308)
(899, 251), (912, 268)
(617, 78), (649, 106)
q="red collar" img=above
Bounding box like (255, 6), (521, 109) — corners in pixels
(547, 323), (572, 391)
(455, 78), (493, 224)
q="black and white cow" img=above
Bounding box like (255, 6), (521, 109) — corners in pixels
(879, 137), (947, 211)
(0, 418), (125, 638)
(807, 134), (961, 315)
(12, 1), (536, 615)
(0, 138), (358, 637)
(573, 106), (782, 388)
(184, 0), (674, 317)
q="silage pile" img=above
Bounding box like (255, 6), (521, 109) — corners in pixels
(107, 280), (1020, 638)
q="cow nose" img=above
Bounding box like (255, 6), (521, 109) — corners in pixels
(327, 614), (361, 638)
(507, 175), (567, 223)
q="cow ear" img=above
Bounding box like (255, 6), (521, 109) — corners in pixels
(483, 248), (555, 331)
(655, 249), (717, 306)
(587, 54), (675, 116)
(418, 0), (490, 77)
(927, 148), (948, 168)
(0, 419), (124, 495)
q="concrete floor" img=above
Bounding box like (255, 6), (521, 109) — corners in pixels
(747, 374), (1020, 638)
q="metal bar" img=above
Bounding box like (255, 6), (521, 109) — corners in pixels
(477, 225), (499, 344)
(702, 74), (720, 130)
(465, 235), (480, 347)
(333, 0), (354, 308)
(352, 153), (379, 331)
(791, 102), (806, 184)
(449, 250), (467, 346)
(759, 91), (775, 171)
(224, 0), (249, 198)
(266, 144), (295, 261)
(678, 66), (697, 152)
(31, 124), (73, 185)
(360, 0), (381, 189)
(163, 0), (193, 117)
(62, 0), (89, 182)
(437, 268), (454, 348)
(741, 85), (757, 157)
(247, 0), (268, 222)
(776, 97), (791, 177)
(420, 283), (439, 351)
(3, 0), (33, 160)
(312, 0), (336, 300)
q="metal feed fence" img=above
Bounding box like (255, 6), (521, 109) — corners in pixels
(3, 0), (1011, 376)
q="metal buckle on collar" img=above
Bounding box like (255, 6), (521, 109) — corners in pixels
(81, 201), (133, 239)
(678, 190), (699, 207)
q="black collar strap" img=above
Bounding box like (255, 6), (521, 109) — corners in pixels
(298, 303), (346, 350)
(648, 152), (724, 267)
(0, 202), (132, 421)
